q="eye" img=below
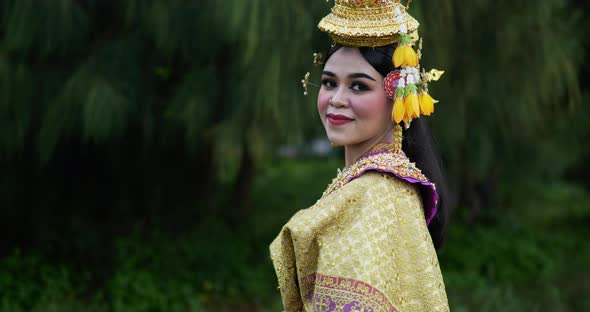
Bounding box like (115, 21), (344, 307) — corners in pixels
(321, 79), (336, 89)
(351, 82), (369, 92)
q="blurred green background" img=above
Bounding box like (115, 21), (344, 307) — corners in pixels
(1, 0), (589, 311)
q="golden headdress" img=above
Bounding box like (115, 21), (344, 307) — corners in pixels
(309, 0), (444, 128)
(318, 0), (419, 48)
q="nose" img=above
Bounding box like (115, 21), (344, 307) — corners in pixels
(329, 88), (348, 108)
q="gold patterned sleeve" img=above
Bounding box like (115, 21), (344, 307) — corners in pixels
(384, 175), (450, 311)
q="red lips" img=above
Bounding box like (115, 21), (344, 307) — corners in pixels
(327, 113), (354, 126)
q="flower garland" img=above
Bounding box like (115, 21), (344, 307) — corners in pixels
(385, 7), (442, 127)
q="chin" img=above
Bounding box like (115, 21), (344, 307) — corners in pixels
(327, 133), (356, 147)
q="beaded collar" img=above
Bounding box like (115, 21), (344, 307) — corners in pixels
(321, 143), (439, 224)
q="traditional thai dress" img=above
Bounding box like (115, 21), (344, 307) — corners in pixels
(270, 143), (449, 311)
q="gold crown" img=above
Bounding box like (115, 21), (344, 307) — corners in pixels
(318, 0), (419, 47)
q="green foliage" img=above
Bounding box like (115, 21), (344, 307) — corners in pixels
(501, 180), (590, 226)
(441, 222), (590, 311)
(2, 0), (90, 57)
(0, 251), (107, 312)
(0, 0), (329, 169)
(1, 159), (588, 311)
(101, 216), (283, 310)
(1, 0), (588, 204)
(0, 59), (33, 155)
(413, 0), (585, 186)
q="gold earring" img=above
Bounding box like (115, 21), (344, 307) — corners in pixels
(392, 124), (403, 152)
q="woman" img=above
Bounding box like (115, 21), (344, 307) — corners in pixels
(270, 1), (449, 311)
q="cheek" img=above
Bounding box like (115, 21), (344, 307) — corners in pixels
(352, 93), (390, 120)
(317, 90), (330, 115)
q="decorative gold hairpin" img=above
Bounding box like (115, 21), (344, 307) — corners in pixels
(301, 72), (311, 96)
(301, 52), (325, 96)
(301, 72), (321, 96)
(422, 68), (445, 83)
(313, 53), (324, 67)
(416, 38), (423, 61)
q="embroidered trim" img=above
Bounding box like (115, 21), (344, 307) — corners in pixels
(302, 273), (398, 312)
(322, 144), (439, 224)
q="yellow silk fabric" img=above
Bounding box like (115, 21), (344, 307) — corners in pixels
(270, 172), (449, 311)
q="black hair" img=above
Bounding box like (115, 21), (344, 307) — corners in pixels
(325, 44), (449, 250)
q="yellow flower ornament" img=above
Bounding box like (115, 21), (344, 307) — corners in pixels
(405, 92), (420, 119)
(419, 92), (437, 115)
(384, 15), (443, 127)
(393, 34), (419, 68)
(392, 96), (405, 124)
(384, 64), (442, 126)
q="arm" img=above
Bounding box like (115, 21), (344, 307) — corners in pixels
(270, 227), (303, 311)
(386, 175), (449, 311)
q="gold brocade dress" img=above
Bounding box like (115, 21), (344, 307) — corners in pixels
(270, 144), (449, 312)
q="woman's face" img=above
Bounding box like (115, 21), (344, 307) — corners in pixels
(318, 47), (393, 147)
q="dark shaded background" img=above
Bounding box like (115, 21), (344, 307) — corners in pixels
(1, 0), (589, 311)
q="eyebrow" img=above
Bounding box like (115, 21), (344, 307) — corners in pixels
(322, 71), (376, 81)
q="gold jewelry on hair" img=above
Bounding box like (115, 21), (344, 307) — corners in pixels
(301, 72), (311, 96)
(301, 52), (325, 96)
(313, 52), (324, 67)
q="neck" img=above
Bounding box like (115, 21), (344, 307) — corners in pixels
(344, 128), (394, 168)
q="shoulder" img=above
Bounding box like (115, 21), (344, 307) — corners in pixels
(347, 171), (420, 202)
(289, 172), (415, 231)
(336, 172), (423, 219)
(336, 150), (438, 225)
(360, 171), (421, 193)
